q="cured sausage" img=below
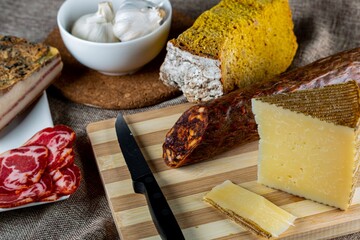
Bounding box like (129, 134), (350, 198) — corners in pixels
(163, 47), (360, 168)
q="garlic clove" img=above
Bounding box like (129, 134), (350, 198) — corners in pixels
(86, 22), (118, 43)
(112, 0), (165, 42)
(97, 1), (115, 22)
(71, 1), (119, 43)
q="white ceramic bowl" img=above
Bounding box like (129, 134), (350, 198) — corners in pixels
(57, 0), (172, 75)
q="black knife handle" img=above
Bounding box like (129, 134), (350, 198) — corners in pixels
(134, 174), (185, 240)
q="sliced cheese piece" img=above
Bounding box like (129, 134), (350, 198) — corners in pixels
(252, 81), (360, 210)
(203, 180), (296, 238)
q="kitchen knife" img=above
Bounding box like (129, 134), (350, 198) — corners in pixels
(115, 113), (185, 240)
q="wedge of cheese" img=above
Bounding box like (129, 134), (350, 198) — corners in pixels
(252, 81), (360, 210)
(204, 180), (296, 238)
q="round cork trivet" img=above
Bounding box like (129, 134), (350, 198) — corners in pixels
(44, 11), (193, 109)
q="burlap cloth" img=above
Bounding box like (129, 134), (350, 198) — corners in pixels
(0, 0), (359, 239)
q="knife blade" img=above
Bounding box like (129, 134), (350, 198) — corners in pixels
(115, 113), (185, 240)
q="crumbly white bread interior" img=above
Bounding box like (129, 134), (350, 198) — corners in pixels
(160, 41), (223, 102)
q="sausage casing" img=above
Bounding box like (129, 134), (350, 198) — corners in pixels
(163, 47), (360, 168)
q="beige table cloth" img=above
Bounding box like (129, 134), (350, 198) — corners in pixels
(0, 0), (359, 239)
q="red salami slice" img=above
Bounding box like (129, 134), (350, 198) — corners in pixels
(61, 152), (75, 169)
(0, 192), (34, 208)
(34, 172), (53, 199)
(0, 146), (48, 194)
(0, 125), (81, 208)
(53, 164), (81, 196)
(24, 125), (75, 147)
(0, 172), (53, 208)
(48, 148), (74, 172)
(50, 168), (63, 182)
(23, 125), (76, 172)
(40, 193), (58, 202)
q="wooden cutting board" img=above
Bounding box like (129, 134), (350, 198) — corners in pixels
(86, 103), (360, 240)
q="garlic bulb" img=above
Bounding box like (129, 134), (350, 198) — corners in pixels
(71, 2), (119, 43)
(113, 0), (165, 42)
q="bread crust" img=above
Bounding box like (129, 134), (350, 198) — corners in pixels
(160, 0), (298, 102)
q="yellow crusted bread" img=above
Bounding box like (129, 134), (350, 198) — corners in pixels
(160, 0), (297, 102)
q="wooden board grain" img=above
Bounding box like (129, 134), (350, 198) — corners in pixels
(86, 103), (360, 240)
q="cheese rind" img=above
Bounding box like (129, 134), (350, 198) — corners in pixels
(252, 81), (360, 210)
(203, 180), (296, 238)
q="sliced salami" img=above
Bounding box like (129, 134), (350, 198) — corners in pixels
(0, 146), (48, 194)
(23, 125), (76, 172)
(61, 152), (75, 169)
(0, 192), (34, 208)
(40, 193), (59, 202)
(0, 172), (53, 208)
(33, 172), (53, 199)
(53, 164), (81, 196)
(43, 147), (73, 173)
(24, 125), (75, 147)
(0, 125), (81, 209)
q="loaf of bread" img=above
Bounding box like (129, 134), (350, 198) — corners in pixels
(160, 0), (298, 102)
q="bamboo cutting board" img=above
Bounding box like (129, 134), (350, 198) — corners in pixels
(86, 103), (360, 240)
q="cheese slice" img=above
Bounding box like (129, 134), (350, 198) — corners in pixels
(204, 180), (296, 238)
(252, 81), (360, 210)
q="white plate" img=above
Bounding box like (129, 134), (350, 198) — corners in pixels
(0, 92), (68, 212)
(0, 92), (53, 153)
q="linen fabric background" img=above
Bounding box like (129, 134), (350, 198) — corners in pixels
(0, 0), (359, 239)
